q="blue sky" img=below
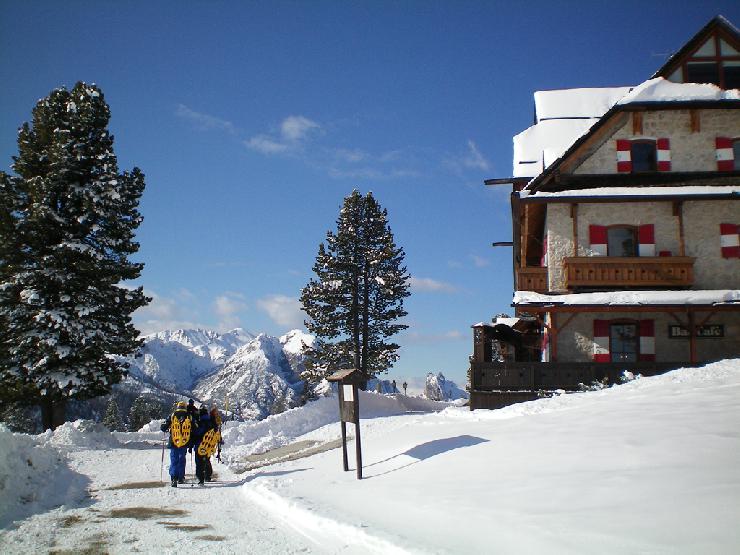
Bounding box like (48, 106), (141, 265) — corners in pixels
(2, 2), (739, 384)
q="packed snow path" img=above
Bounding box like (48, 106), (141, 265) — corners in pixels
(0, 443), (318, 553)
(2, 362), (739, 553)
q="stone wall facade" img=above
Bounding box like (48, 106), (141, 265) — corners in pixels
(554, 311), (740, 363)
(545, 199), (739, 292)
(574, 108), (740, 175)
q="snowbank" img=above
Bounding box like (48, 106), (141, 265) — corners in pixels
(242, 359), (740, 554)
(0, 426), (89, 527)
(39, 419), (121, 451)
(221, 390), (452, 463)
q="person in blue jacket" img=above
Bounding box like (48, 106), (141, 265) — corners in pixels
(161, 401), (194, 487)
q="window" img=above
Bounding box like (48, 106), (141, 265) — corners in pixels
(610, 323), (638, 363)
(735, 139), (740, 171)
(617, 139), (670, 173)
(686, 62), (721, 85)
(671, 33), (740, 90)
(631, 141), (657, 172)
(607, 226), (637, 257)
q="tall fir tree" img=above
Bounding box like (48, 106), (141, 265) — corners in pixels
(300, 190), (410, 387)
(0, 83), (149, 430)
(128, 394), (164, 432)
(102, 397), (126, 432)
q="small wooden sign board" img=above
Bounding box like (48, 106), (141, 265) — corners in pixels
(327, 369), (365, 479)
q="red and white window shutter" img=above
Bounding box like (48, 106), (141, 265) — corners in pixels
(638, 224), (655, 256)
(616, 139), (671, 172)
(656, 138), (671, 171)
(639, 320), (655, 362)
(716, 137), (735, 171)
(589, 225), (607, 256)
(616, 139), (632, 172)
(720, 223), (740, 258)
(593, 319), (610, 362)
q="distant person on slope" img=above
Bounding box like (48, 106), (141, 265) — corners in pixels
(161, 401), (194, 487)
(194, 406), (220, 485)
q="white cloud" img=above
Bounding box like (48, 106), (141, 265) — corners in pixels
(133, 289), (203, 335)
(463, 140), (490, 171)
(281, 115), (320, 141)
(246, 115), (320, 156)
(471, 255), (490, 268)
(213, 293), (248, 331)
(409, 276), (457, 293)
(175, 104), (236, 134)
(256, 295), (306, 329)
(245, 135), (289, 154)
(332, 147), (368, 163)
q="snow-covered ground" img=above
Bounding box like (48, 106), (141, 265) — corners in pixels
(1, 360), (739, 553)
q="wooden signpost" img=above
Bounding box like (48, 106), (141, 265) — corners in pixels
(327, 369), (365, 480)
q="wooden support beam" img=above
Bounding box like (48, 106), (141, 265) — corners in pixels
(690, 109), (701, 132)
(522, 204), (530, 267)
(688, 311), (697, 364)
(550, 312), (558, 362)
(632, 112), (643, 135)
(674, 201), (686, 256)
(698, 310), (717, 327)
(557, 312), (577, 332)
(571, 203), (579, 257)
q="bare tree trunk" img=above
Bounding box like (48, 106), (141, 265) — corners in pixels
(40, 395), (67, 431)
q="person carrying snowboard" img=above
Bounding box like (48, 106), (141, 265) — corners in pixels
(161, 400), (194, 487)
(194, 406), (220, 485)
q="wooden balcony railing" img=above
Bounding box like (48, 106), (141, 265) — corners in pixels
(516, 267), (548, 292)
(564, 256), (695, 289)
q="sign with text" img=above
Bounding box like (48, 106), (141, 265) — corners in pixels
(668, 324), (724, 339)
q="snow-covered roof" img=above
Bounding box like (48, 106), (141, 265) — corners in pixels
(618, 77), (740, 105)
(514, 289), (740, 306)
(521, 185), (740, 199)
(514, 119), (596, 178)
(535, 87), (632, 122)
(514, 87), (632, 178)
(493, 316), (520, 327)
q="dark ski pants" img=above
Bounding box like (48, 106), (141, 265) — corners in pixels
(169, 446), (187, 480)
(195, 454), (213, 482)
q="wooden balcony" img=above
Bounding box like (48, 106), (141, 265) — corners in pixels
(516, 267), (548, 292)
(564, 256), (695, 289)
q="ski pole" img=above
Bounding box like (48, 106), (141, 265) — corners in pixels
(160, 434), (166, 483)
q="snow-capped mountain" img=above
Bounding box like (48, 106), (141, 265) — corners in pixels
(424, 372), (468, 401)
(127, 328), (255, 391)
(193, 333), (308, 420)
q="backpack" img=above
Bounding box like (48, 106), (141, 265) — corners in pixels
(197, 427), (221, 457)
(170, 410), (192, 448)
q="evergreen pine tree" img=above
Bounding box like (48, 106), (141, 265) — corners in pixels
(0, 83), (149, 430)
(103, 397), (126, 432)
(300, 190), (410, 387)
(128, 394), (163, 431)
